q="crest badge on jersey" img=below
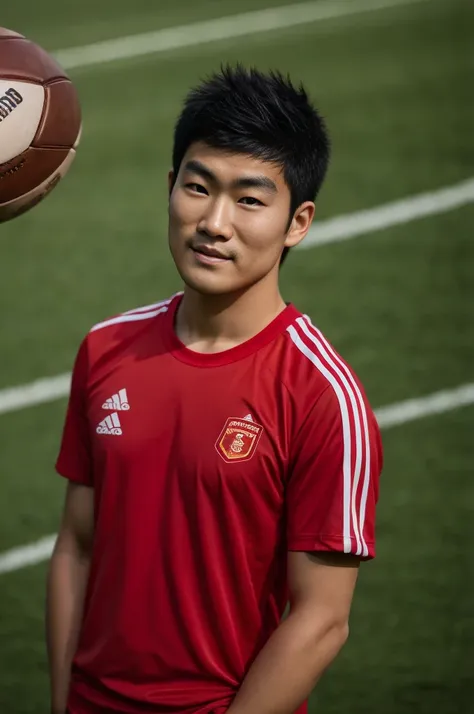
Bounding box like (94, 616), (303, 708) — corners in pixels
(215, 415), (264, 463)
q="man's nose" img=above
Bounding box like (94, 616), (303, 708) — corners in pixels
(197, 197), (233, 240)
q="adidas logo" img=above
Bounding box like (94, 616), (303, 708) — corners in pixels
(242, 414), (254, 421)
(102, 388), (130, 411)
(96, 412), (122, 436)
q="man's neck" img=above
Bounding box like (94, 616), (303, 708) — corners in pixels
(175, 280), (287, 354)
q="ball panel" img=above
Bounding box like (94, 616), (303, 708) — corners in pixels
(0, 146), (70, 203)
(33, 80), (81, 148)
(0, 38), (67, 83)
(0, 28), (24, 40)
(0, 148), (76, 223)
(0, 80), (45, 163)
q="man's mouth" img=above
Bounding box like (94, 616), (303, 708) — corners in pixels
(191, 245), (231, 263)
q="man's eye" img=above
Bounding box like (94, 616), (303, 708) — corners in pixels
(239, 197), (264, 206)
(186, 183), (207, 194)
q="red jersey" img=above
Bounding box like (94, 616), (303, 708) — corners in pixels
(56, 292), (383, 714)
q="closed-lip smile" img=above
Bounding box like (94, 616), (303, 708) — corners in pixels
(192, 245), (230, 260)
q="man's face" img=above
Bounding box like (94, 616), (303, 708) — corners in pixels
(168, 142), (314, 295)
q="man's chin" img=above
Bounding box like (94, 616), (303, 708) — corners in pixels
(180, 272), (238, 296)
(171, 252), (250, 296)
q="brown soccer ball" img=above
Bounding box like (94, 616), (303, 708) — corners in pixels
(0, 27), (82, 223)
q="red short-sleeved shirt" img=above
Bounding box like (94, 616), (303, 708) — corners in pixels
(56, 292), (383, 714)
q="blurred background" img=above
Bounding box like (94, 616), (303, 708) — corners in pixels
(0, 0), (473, 712)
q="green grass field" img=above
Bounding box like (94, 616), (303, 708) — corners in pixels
(0, 0), (473, 712)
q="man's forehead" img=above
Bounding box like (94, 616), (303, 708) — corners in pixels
(183, 142), (285, 185)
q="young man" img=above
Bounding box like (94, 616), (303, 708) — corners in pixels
(47, 66), (383, 714)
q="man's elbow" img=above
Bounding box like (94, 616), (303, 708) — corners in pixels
(53, 524), (93, 563)
(289, 605), (350, 657)
(332, 619), (350, 650)
(313, 614), (350, 660)
(291, 612), (351, 676)
(306, 613), (349, 663)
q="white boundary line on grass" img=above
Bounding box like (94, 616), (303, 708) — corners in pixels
(0, 373), (72, 417)
(302, 177), (474, 248)
(55, 0), (433, 71)
(0, 176), (473, 417)
(1, 381), (473, 575)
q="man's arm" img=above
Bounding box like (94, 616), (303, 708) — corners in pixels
(226, 551), (359, 714)
(45, 482), (94, 714)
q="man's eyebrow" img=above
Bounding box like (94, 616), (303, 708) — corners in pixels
(183, 159), (216, 182)
(233, 176), (277, 193)
(183, 160), (277, 194)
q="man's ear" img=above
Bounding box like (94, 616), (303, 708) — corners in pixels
(284, 201), (315, 250)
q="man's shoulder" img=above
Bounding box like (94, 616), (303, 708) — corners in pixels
(279, 312), (370, 410)
(79, 292), (180, 366)
(89, 293), (179, 336)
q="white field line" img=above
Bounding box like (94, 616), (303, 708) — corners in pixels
(0, 374), (71, 416)
(55, 0), (433, 71)
(0, 380), (473, 575)
(0, 176), (473, 417)
(301, 177), (474, 248)
(0, 535), (57, 576)
(374, 383), (474, 428)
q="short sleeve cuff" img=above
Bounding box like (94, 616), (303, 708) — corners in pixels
(55, 457), (93, 487)
(288, 534), (375, 560)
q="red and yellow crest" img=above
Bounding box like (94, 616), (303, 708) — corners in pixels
(215, 416), (263, 463)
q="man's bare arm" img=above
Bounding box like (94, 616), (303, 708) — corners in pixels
(226, 551), (360, 714)
(45, 482), (94, 714)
